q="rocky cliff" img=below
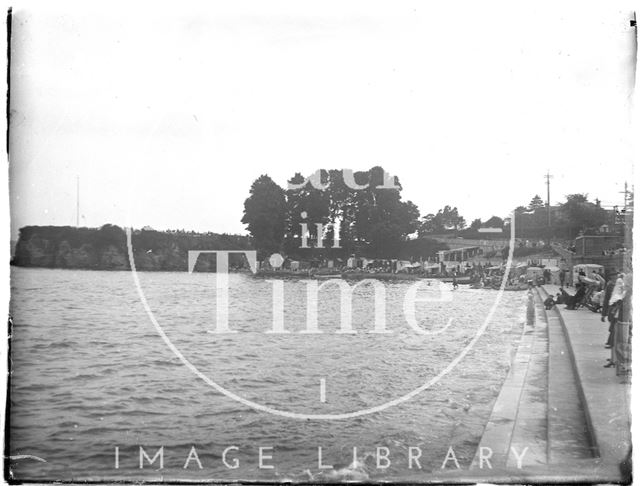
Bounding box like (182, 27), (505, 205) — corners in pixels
(11, 225), (253, 272)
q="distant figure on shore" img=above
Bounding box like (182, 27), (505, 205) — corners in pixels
(573, 283), (587, 309)
(562, 283), (586, 310)
(576, 269), (587, 287)
(452, 275), (459, 290)
(559, 288), (574, 308)
(559, 269), (566, 288)
(543, 295), (555, 310)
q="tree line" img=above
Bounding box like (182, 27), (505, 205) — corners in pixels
(242, 168), (627, 259)
(511, 193), (616, 240)
(241, 167), (426, 259)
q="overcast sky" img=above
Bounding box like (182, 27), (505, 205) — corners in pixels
(8, 2), (636, 238)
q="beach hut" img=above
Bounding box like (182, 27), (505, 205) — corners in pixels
(397, 260), (413, 273)
(423, 262), (440, 275)
(407, 262), (423, 274)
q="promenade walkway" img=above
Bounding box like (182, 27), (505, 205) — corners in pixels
(466, 285), (631, 483)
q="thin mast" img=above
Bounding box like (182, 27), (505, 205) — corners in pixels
(76, 176), (79, 227)
(544, 170), (552, 227)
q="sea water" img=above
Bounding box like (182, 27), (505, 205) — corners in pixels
(9, 267), (526, 481)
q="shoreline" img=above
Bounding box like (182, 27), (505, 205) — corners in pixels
(11, 265), (484, 285)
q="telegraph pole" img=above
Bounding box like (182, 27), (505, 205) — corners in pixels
(620, 181), (630, 211)
(544, 171), (552, 242)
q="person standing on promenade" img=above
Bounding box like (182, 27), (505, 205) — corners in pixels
(610, 272), (626, 311)
(604, 272), (626, 352)
(601, 273), (616, 323)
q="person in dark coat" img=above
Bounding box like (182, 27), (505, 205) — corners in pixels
(573, 283), (587, 308)
(564, 283), (586, 310)
(544, 295), (555, 310)
(603, 274), (619, 348)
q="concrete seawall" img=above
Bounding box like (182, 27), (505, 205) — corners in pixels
(539, 285), (631, 470)
(468, 285), (631, 483)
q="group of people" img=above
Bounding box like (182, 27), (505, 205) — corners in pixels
(544, 269), (607, 311)
(542, 270), (629, 369)
(543, 269), (628, 315)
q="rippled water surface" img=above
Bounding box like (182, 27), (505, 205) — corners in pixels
(9, 267), (526, 481)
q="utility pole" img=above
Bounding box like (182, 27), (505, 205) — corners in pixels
(619, 181), (630, 211)
(544, 171), (552, 243)
(76, 176), (80, 227)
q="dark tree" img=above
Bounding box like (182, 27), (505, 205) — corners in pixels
(281, 166), (420, 258)
(418, 205), (465, 234)
(347, 167), (420, 257)
(483, 216), (504, 228)
(529, 194), (545, 210)
(283, 171), (332, 255)
(241, 175), (287, 257)
(557, 193), (607, 238)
